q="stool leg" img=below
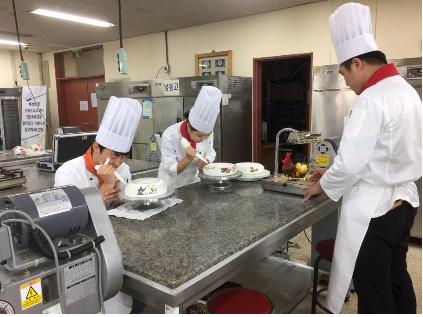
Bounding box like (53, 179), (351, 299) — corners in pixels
(311, 256), (322, 314)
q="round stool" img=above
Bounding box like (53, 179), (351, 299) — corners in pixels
(311, 239), (338, 314)
(207, 287), (274, 314)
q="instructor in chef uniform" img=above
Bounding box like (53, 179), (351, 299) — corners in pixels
(304, 2), (421, 314)
(158, 86), (222, 189)
(55, 96), (143, 313)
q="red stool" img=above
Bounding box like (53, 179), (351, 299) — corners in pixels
(311, 239), (338, 314)
(207, 287), (274, 314)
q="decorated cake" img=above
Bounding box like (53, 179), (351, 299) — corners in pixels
(202, 163), (237, 177)
(124, 178), (167, 198)
(235, 162), (265, 176)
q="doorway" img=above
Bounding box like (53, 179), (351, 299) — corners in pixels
(54, 46), (105, 132)
(252, 53), (313, 171)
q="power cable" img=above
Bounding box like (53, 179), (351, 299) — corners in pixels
(11, 0), (24, 61)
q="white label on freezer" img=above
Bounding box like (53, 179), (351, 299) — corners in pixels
(30, 189), (72, 218)
(142, 99), (153, 119)
(90, 93), (98, 108)
(222, 93), (231, 106)
(163, 79), (180, 96)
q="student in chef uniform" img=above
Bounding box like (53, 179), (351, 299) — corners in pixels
(304, 3), (421, 314)
(55, 96), (143, 314)
(55, 96), (140, 206)
(158, 86), (222, 188)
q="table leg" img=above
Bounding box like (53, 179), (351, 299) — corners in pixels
(165, 304), (180, 314)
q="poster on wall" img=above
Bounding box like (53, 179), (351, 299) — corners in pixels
(21, 86), (47, 149)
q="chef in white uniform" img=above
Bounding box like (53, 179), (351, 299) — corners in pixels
(158, 86), (222, 189)
(55, 96), (142, 313)
(304, 3), (421, 313)
(55, 96), (141, 205)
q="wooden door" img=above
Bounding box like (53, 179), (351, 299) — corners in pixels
(63, 79), (89, 131)
(252, 53), (313, 169)
(60, 75), (104, 132)
(87, 76), (104, 130)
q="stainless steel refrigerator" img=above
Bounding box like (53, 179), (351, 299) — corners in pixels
(96, 80), (155, 160)
(176, 74), (252, 163)
(96, 74), (252, 163)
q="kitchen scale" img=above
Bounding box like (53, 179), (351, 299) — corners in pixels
(199, 171), (243, 192)
(0, 168), (26, 190)
(262, 128), (338, 196)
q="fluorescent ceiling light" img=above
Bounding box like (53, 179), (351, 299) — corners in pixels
(31, 8), (114, 28)
(0, 39), (27, 46)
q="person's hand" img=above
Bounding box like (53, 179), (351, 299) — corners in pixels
(100, 185), (121, 204)
(97, 163), (117, 186)
(309, 168), (326, 182)
(303, 181), (324, 202)
(184, 146), (196, 161)
(197, 158), (208, 170)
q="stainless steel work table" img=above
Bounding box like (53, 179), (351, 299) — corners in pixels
(111, 181), (338, 313)
(0, 150), (52, 168)
(0, 166), (338, 313)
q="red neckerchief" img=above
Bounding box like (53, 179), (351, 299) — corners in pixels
(83, 146), (103, 187)
(180, 121), (196, 149)
(363, 63), (399, 90)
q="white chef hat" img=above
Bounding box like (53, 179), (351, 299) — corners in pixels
(96, 96), (142, 153)
(188, 86), (222, 134)
(330, 2), (378, 64)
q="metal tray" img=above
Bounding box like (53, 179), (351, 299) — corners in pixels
(262, 175), (310, 196)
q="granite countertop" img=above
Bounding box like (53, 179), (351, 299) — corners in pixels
(0, 165), (329, 291)
(0, 165), (55, 196)
(110, 181), (328, 289)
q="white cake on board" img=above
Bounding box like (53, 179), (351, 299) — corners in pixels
(202, 163), (237, 177)
(125, 178), (167, 198)
(235, 162), (265, 176)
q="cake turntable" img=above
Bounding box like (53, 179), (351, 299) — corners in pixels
(199, 170), (243, 191)
(121, 188), (175, 210)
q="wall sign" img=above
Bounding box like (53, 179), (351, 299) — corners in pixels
(21, 86), (47, 149)
(163, 79), (180, 96)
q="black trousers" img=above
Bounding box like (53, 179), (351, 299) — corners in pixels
(352, 201), (417, 314)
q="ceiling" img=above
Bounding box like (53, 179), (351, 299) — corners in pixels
(0, 0), (323, 53)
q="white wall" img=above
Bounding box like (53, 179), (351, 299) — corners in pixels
(103, 32), (166, 81)
(101, 0), (421, 81)
(42, 0), (422, 135)
(42, 52), (59, 132)
(0, 50), (42, 87)
(0, 50), (14, 87)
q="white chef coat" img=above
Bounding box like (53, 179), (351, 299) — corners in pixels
(320, 74), (422, 313)
(54, 155), (132, 314)
(158, 121), (216, 189)
(54, 156), (131, 188)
